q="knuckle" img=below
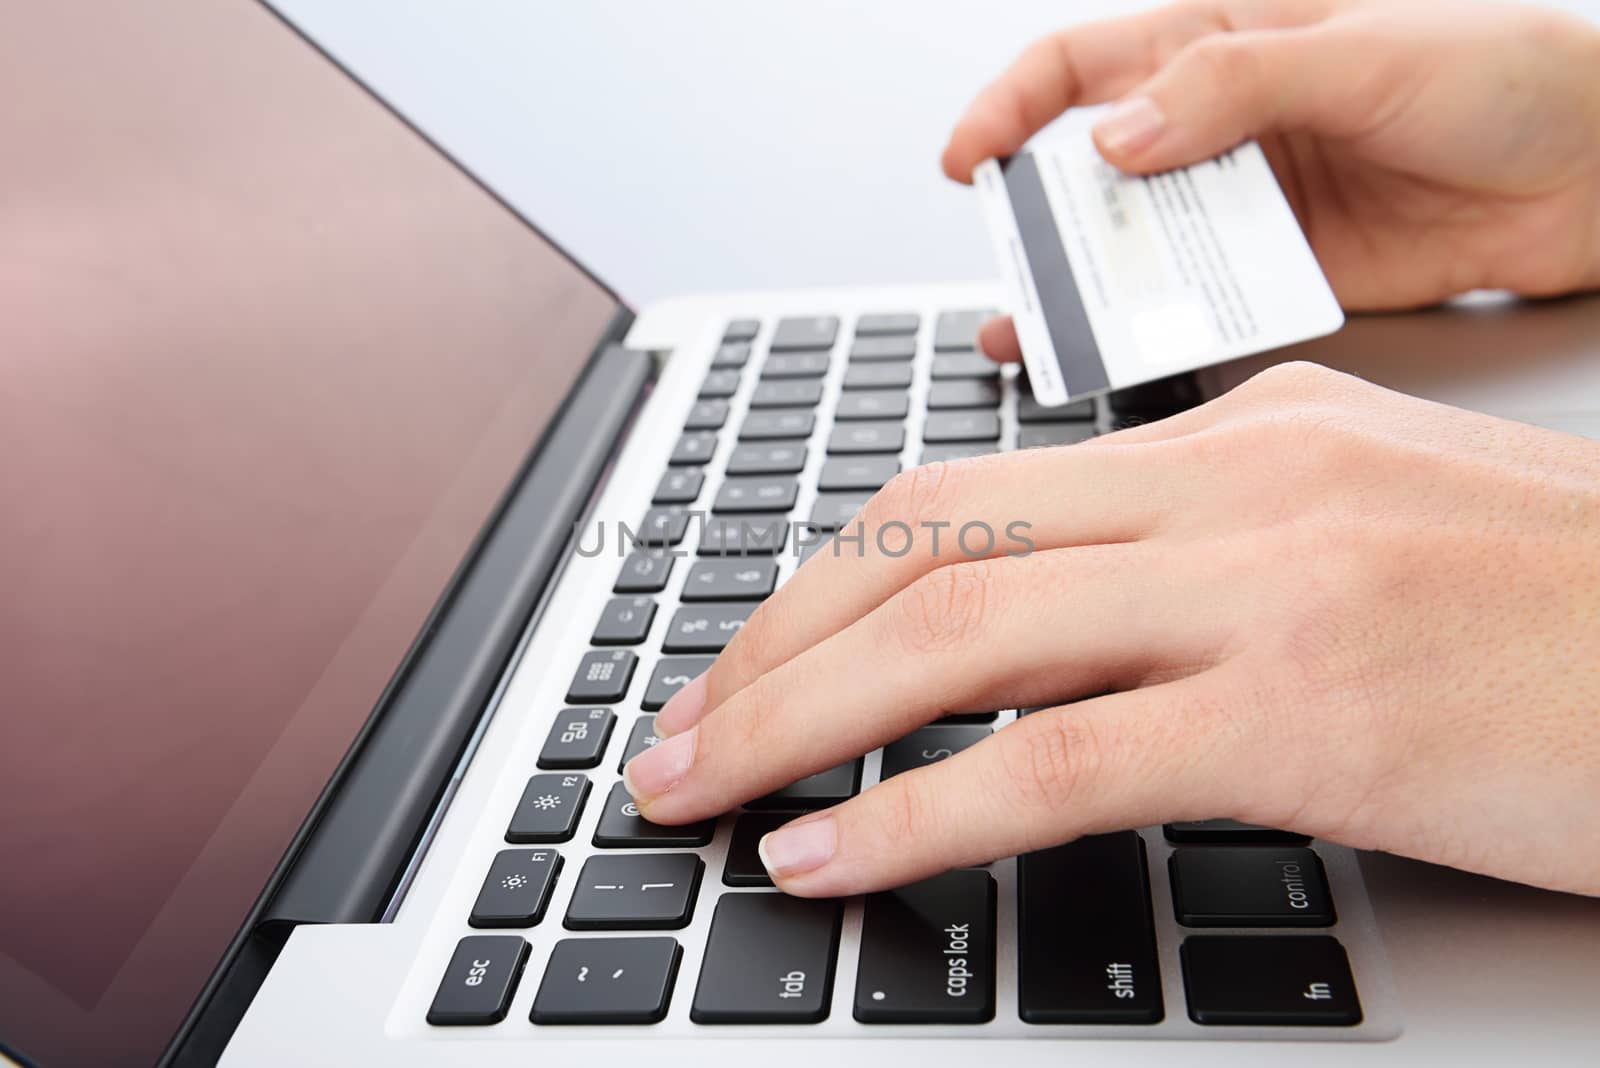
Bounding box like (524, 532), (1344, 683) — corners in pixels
(893, 561), (996, 654)
(715, 598), (778, 691)
(997, 712), (1106, 814)
(1240, 360), (1341, 399)
(870, 460), (962, 531)
(876, 775), (938, 845)
(703, 678), (777, 760)
(1180, 34), (1258, 84)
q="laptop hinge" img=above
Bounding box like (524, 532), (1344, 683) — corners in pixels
(161, 317), (653, 1067)
(266, 338), (652, 928)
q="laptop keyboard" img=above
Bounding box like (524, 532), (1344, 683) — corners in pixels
(423, 311), (1373, 1034)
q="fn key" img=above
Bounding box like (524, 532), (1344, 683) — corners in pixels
(1182, 935), (1361, 1026)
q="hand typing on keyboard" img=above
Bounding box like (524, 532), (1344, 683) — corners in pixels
(624, 359), (1600, 899)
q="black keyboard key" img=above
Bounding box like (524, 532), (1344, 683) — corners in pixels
(565, 853), (703, 930)
(855, 312), (920, 336)
(751, 379), (824, 409)
(566, 649), (638, 704)
(698, 515), (789, 556)
(818, 456), (899, 492)
(669, 431), (718, 465)
(699, 369), (741, 399)
(691, 894), (843, 1023)
(726, 442), (807, 476)
(763, 352), (831, 378)
(663, 604), (755, 653)
(843, 362), (913, 390)
(923, 410), (1000, 443)
(1020, 424), (1096, 449)
(827, 422), (905, 455)
(927, 379), (1001, 409)
(593, 782), (716, 847)
(713, 476), (798, 514)
(471, 848), (563, 928)
(723, 318), (761, 342)
(854, 869), (996, 1023)
(592, 596), (657, 646)
(849, 335), (916, 361)
(1018, 831), (1163, 1023)
(614, 549), (673, 594)
(635, 506), (689, 546)
(931, 352), (1001, 380)
(807, 492), (872, 531)
(681, 559), (779, 602)
(1170, 847), (1335, 927)
(834, 391), (909, 421)
(1181, 935), (1361, 1026)
(740, 409), (815, 441)
(539, 708), (617, 770)
(1018, 391), (1096, 422)
(652, 468), (703, 505)
(770, 315), (839, 351)
(531, 937), (682, 1025)
(880, 725), (990, 778)
(748, 759), (862, 809)
(641, 656), (717, 710)
(919, 443), (997, 464)
(506, 773), (591, 844)
(684, 398), (730, 429)
(427, 936), (529, 1025)
(617, 714), (661, 770)
(711, 342), (751, 370)
(941, 710), (999, 724)
(933, 309), (996, 351)
(723, 812), (798, 886)
(1165, 820), (1310, 845)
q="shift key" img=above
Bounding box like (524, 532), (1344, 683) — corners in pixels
(1018, 832), (1164, 1023)
(691, 893), (842, 1023)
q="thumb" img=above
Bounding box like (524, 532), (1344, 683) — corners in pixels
(1092, 24), (1382, 174)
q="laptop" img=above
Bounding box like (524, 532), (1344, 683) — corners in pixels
(3, 1), (1597, 1066)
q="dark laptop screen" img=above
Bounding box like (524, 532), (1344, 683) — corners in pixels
(0, 1), (623, 1064)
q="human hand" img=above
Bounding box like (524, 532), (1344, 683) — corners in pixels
(940, 0), (1600, 361)
(623, 362), (1600, 898)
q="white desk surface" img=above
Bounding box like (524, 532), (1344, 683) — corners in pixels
(271, 1), (1600, 309)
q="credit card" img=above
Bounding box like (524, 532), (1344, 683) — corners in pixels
(974, 125), (1343, 406)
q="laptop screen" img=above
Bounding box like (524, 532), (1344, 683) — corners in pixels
(0, 2), (624, 1065)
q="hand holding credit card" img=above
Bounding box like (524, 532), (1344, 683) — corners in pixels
(975, 121), (1343, 407)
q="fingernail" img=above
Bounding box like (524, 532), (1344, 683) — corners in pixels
(653, 673), (708, 737)
(758, 815), (837, 879)
(1093, 95), (1166, 156)
(623, 726), (697, 800)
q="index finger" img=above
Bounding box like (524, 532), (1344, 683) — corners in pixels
(941, 0), (1337, 182)
(940, 6), (1221, 183)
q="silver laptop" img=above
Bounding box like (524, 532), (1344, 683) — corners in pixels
(3, 1), (1597, 1066)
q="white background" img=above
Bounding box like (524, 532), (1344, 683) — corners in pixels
(271, 1), (1600, 308)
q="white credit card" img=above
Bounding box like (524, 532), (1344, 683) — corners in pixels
(974, 129), (1344, 406)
